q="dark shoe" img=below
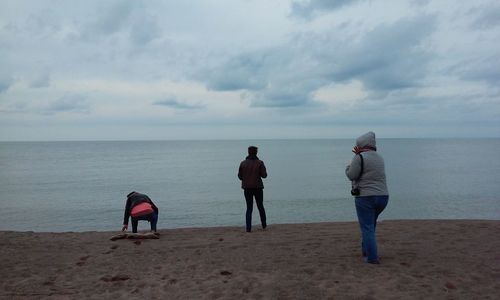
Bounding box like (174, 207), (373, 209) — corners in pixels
(367, 259), (380, 264)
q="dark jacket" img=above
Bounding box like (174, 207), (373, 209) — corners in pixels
(238, 156), (267, 189)
(123, 192), (159, 225)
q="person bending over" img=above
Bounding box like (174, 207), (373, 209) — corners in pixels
(122, 191), (159, 233)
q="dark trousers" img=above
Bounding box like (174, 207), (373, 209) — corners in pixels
(131, 212), (158, 233)
(244, 188), (267, 232)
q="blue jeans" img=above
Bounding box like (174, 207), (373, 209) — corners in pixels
(131, 212), (158, 233)
(355, 195), (388, 263)
(244, 189), (267, 232)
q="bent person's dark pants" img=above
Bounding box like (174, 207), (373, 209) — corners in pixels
(244, 188), (266, 231)
(131, 212), (158, 233)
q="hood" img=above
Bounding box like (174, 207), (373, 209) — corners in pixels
(356, 131), (376, 148)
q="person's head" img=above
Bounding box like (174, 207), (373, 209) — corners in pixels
(356, 131), (376, 149)
(127, 191), (137, 198)
(248, 146), (258, 156)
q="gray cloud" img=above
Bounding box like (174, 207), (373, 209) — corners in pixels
(154, 97), (204, 110)
(46, 94), (90, 114)
(202, 15), (436, 107)
(410, 0), (431, 7)
(89, 1), (135, 37)
(326, 16), (436, 91)
(204, 51), (274, 91)
(450, 55), (500, 86)
(202, 46), (324, 107)
(1, 1), (499, 140)
(2, 10), (61, 37)
(470, 4), (500, 29)
(130, 15), (161, 45)
(290, 0), (363, 19)
(30, 73), (51, 88)
(248, 74), (327, 107)
(71, 0), (162, 52)
(0, 76), (14, 93)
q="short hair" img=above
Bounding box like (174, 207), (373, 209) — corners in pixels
(248, 146), (258, 154)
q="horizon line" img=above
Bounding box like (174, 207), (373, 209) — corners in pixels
(1, 136), (499, 143)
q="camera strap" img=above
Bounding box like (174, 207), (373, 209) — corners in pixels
(356, 153), (364, 180)
(350, 153), (364, 196)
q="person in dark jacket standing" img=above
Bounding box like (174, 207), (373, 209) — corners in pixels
(122, 191), (159, 233)
(238, 146), (268, 232)
(345, 131), (389, 264)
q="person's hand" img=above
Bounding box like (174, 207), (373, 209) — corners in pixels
(122, 224), (128, 232)
(352, 146), (361, 154)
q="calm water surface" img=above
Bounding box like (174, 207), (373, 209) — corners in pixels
(0, 139), (499, 231)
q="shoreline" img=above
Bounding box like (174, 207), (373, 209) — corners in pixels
(2, 218), (499, 234)
(1, 220), (499, 299)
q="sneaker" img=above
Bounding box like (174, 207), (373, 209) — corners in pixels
(367, 259), (380, 264)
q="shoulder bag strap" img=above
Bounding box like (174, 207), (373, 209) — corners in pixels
(357, 153), (364, 180)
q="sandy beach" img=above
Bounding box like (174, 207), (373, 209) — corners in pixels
(1, 220), (499, 299)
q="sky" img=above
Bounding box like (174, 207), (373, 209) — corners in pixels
(0, 0), (499, 141)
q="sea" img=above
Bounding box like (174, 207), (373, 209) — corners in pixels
(1, 139), (499, 232)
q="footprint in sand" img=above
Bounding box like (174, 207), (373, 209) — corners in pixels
(445, 282), (457, 289)
(103, 244), (119, 254)
(76, 255), (91, 266)
(100, 275), (130, 282)
(43, 279), (55, 286)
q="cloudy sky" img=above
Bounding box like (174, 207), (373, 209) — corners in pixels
(1, 0), (499, 141)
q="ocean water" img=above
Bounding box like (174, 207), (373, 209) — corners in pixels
(1, 139), (499, 232)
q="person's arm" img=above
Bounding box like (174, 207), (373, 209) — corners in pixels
(260, 161), (267, 178)
(345, 155), (362, 181)
(238, 162), (243, 180)
(122, 197), (132, 231)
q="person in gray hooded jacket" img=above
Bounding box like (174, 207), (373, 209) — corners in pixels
(345, 131), (389, 264)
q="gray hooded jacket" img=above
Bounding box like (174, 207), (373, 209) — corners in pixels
(345, 132), (389, 197)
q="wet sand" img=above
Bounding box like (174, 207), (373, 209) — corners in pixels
(1, 220), (499, 299)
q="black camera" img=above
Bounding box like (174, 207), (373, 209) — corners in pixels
(351, 187), (360, 196)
